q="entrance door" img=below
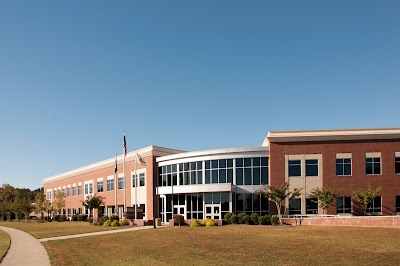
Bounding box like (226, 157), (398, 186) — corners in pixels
(173, 205), (185, 219)
(205, 204), (221, 220)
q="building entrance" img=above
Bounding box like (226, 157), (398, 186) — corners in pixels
(205, 204), (221, 220)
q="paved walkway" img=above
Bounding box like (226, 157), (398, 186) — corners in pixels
(0, 226), (50, 266)
(38, 225), (159, 242)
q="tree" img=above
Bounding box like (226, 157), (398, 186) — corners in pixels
(256, 182), (302, 224)
(0, 184), (16, 220)
(81, 194), (105, 221)
(308, 187), (343, 215)
(353, 184), (382, 215)
(34, 192), (51, 219)
(53, 191), (66, 216)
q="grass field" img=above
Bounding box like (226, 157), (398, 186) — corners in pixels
(0, 221), (129, 239)
(0, 229), (10, 263)
(42, 225), (400, 266)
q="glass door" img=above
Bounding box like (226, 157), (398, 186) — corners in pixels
(205, 204), (221, 220)
(173, 205), (186, 219)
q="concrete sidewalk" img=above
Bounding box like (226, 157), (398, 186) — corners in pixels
(38, 225), (164, 242)
(0, 226), (50, 266)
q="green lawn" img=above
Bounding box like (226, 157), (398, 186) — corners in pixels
(42, 225), (400, 266)
(0, 229), (10, 262)
(0, 221), (129, 239)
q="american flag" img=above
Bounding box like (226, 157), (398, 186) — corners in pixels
(123, 134), (127, 156)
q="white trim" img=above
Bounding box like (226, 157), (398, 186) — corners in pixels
(72, 183), (76, 187)
(43, 146), (184, 184)
(266, 127), (400, 143)
(67, 184), (71, 188)
(366, 152), (381, 158)
(107, 175), (114, 180)
(78, 182), (82, 186)
(97, 177), (103, 182)
(336, 153), (352, 159)
(395, 152), (400, 157)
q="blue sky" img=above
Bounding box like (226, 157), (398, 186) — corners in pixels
(0, 1), (399, 189)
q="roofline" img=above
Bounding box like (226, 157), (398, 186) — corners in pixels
(43, 146), (185, 184)
(156, 146), (269, 163)
(265, 127), (400, 144)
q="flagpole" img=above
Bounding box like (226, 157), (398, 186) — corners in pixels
(123, 131), (126, 218)
(134, 150), (137, 222)
(114, 154), (117, 216)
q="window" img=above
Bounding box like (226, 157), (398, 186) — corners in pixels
(107, 179), (114, 191)
(89, 183), (93, 194)
(306, 198), (318, 214)
(84, 184), (88, 194)
(73, 208), (77, 215)
(366, 158), (381, 175)
(78, 185), (82, 195)
(288, 160), (301, 177)
(63, 188), (66, 196)
(234, 193), (269, 215)
(305, 160), (318, 176)
(235, 157), (268, 185)
(118, 177), (124, 190)
(289, 198), (301, 215)
(72, 186), (76, 196)
(396, 196), (400, 214)
(396, 157), (400, 174)
(336, 158), (352, 176)
(46, 191), (52, 200)
(336, 197), (352, 214)
(140, 173), (145, 186)
(367, 196), (381, 214)
(97, 181), (103, 192)
(67, 187), (71, 197)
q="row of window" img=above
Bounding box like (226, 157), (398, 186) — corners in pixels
(49, 174), (146, 199)
(289, 156), (400, 177)
(158, 157), (269, 187)
(288, 196), (395, 215)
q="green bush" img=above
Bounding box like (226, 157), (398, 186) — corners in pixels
(190, 219), (202, 227)
(237, 213), (246, 224)
(242, 214), (250, 225)
(258, 215), (266, 225)
(119, 219), (128, 226)
(230, 214), (238, 224)
(111, 220), (120, 227)
(250, 213), (259, 225)
(109, 215), (119, 222)
(78, 215), (87, 222)
(203, 218), (217, 227)
(270, 216), (279, 225)
(224, 213), (232, 224)
(264, 215), (272, 225)
(103, 220), (111, 227)
(71, 215), (78, 221)
(88, 218), (93, 224)
(100, 216), (109, 223)
(55, 215), (67, 222)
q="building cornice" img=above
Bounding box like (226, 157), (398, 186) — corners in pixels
(43, 146), (185, 184)
(156, 146), (269, 163)
(264, 127), (400, 145)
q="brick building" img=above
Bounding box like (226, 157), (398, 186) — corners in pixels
(43, 127), (400, 221)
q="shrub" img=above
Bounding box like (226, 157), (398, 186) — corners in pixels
(111, 220), (120, 227)
(237, 213), (246, 224)
(88, 218), (93, 224)
(56, 215), (67, 222)
(270, 216), (279, 225)
(230, 214), (238, 224)
(190, 219), (202, 227)
(98, 221), (103, 226)
(203, 218), (217, 227)
(109, 215), (119, 222)
(250, 213), (259, 225)
(242, 214), (250, 225)
(71, 215), (78, 221)
(224, 213), (232, 224)
(264, 215), (272, 225)
(173, 214), (184, 225)
(78, 215), (87, 222)
(100, 216), (109, 223)
(103, 220), (111, 227)
(258, 215), (266, 225)
(120, 219), (128, 226)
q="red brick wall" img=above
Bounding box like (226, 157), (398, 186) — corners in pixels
(282, 216), (400, 228)
(270, 139), (400, 215)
